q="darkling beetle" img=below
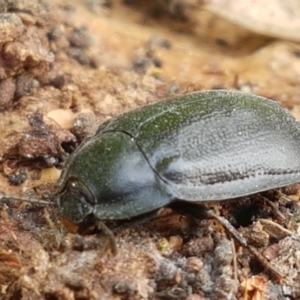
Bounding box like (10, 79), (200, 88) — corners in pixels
(2, 89), (300, 277)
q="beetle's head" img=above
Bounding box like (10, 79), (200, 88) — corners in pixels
(56, 177), (95, 225)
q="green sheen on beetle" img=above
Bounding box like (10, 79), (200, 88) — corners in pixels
(57, 90), (300, 225)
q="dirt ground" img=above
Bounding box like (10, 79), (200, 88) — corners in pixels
(1, 1), (300, 299)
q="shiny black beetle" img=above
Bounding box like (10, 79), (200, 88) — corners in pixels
(57, 89), (300, 234)
(2, 89), (300, 276)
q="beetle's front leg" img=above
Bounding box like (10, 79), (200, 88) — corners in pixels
(95, 221), (117, 255)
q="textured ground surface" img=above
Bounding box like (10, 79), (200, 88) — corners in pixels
(1, 1), (300, 299)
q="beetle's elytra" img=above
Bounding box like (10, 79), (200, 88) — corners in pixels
(57, 89), (300, 227)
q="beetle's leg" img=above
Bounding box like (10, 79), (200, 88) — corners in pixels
(252, 194), (285, 221)
(169, 201), (250, 247)
(169, 201), (284, 280)
(169, 201), (208, 219)
(205, 209), (284, 280)
(113, 209), (160, 234)
(94, 211), (160, 255)
(95, 221), (117, 255)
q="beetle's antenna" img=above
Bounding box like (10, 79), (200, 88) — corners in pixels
(0, 192), (54, 206)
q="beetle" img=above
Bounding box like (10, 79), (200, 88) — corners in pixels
(54, 90), (300, 257)
(1, 89), (300, 276)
